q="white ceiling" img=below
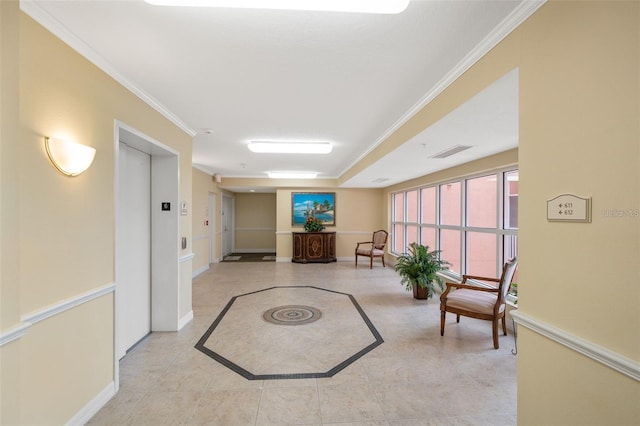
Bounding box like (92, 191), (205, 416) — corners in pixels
(22, 0), (541, 190)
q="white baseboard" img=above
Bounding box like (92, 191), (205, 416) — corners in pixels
(178, 310), (193, 330)
(234, 249), (277, 253)
(66, 381), (115, 426)
(192, 264), (209, 278)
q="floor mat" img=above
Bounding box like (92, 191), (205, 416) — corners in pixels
(223, 253), (276, 262)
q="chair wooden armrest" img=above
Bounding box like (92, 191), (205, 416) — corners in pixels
(461, 274), (501, 284)
(442, 282), (499, 297)
(356, 241), (373, 246)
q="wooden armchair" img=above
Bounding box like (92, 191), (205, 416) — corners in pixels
(440, 258), (518, 349)
(355, 230), (388, 269)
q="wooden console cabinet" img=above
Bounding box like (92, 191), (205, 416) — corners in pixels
(292, 232), (336, 263)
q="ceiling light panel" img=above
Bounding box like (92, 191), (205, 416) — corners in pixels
(267, 172), (317, 179)
(144, 0), (410, 14)
(248, 141), (332, 154)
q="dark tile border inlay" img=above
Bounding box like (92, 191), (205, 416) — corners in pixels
(194, 286), (384, 380)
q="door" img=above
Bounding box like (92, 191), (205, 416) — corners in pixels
(222, 194), (233, 257)
(208, 192), (216, 263)
(116, 142), (151, 358)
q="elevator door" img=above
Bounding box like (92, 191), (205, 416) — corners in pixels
(116, 143), (151, 358)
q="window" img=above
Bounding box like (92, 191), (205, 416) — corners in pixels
(391, 168), (518, 278)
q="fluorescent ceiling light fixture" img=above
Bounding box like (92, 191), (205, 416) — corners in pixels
(268, 172), (317, 179)
(145, 0), (410, 14)
(248, 141), (332, 154)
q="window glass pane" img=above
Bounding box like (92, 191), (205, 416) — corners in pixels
(440, 182), (461, 226)
(420, 226), (436, 250)
(467, 232), (498, 278)
(393, 224), (405, 254)
(440, 229), (460, 274)
(406, 190), (418, 223)
(420, 187), (436, 224)
(505, 170), (519, 229)
(394, 193), (404, 222)
(406, 225), (418, 246)
(467, 175), (497, 228)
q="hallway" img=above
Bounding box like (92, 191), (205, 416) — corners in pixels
(89, 261), (517, 425)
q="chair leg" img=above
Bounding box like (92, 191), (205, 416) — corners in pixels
(381, 256), (385, 268)
(456, 314), (460, 323)
(440, 311), (446, 336)
(370, 256), (373, 269)
(492, 319), (500, 349)
(355, 254), (358, 267)
(502, 316), (507, 335)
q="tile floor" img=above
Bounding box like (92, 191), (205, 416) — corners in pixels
(88, 261), (517, 426)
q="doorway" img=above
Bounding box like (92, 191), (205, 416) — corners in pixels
(114, 122), (180, 363)
(222, 194), (234, 257)
(208, 192), (217, 263)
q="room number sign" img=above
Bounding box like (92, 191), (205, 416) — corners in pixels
(547, 194), (592, 222)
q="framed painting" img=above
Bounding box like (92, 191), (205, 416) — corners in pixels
(292, 192), (336, 226)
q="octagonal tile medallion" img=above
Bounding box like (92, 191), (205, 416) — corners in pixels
(195, 286), (383, 380)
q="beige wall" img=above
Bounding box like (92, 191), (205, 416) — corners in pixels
(235, 193), (277, 252)
(369, 1), (639, 424)
(0, 10), (193, 424)
(276, 188), (384, 259)
(1, 1), (22, 424)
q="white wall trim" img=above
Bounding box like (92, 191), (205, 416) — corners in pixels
(21, 283), (115, 326)
(193, 234), (209, 242)
(275, 230), (376, 236)
(192, 264), (209, 278)
(178, 310), (194, 330)
(179, 253), (195, 263)
(0, 322), (31, 347)
(511, 311), (640, 382)
(234, 249), (277, 254)
(66, 381), (116, 426)
(339, 0), (546, 177)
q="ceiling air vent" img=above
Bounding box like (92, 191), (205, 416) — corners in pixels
(429, 145), (472, 159)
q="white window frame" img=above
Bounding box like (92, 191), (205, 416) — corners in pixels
(391, 167), (518, 280)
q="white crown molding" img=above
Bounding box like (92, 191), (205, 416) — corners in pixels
(20, 1), (197, 138)
(192, 163), (215, 176)
(340, 0), (547, 177)
(21, 283), (115, 325)
(511, 311), (640, 382)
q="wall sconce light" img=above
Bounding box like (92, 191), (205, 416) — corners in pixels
(45, 137), (96, 177)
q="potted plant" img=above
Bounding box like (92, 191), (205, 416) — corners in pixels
(394, 242), (450, 300)
(304, 216), (325, 232)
